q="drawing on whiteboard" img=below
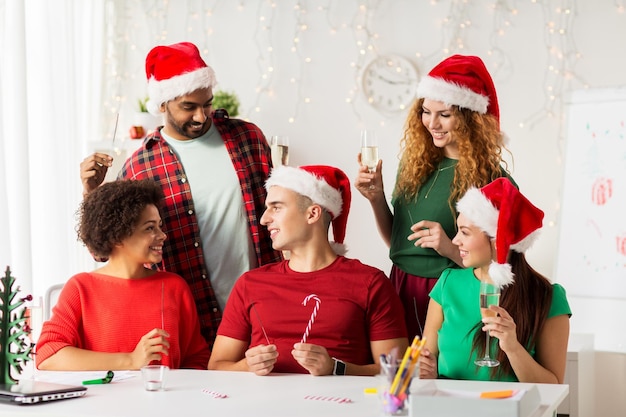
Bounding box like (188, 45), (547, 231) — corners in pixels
(556, 89), (626, 299)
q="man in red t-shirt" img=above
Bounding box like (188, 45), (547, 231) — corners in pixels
(209, 165), (408, 376)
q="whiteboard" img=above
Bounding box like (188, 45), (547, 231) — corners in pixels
(555, 88), (626, 299)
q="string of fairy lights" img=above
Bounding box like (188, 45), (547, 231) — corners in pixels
(288, 1), (310, 124)
(519, 0), (584, 131)
(100, 0), (623, 138)
(487, 1), (518, 79)
(439, 0), (472, 55)
(346, 0), (381, 124)
(250, 1), (277, 116)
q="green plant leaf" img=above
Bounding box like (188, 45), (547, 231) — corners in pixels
(213, 90), (240, 117)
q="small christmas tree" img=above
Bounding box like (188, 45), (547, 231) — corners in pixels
(0, 266), (34, 385)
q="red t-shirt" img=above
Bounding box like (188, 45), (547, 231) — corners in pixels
(218, 257), (407, 373)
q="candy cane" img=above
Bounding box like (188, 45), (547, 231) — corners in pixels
(300, 294), (321, 343)
(304, 395), (352, 404)
(201, 389), (228, 399)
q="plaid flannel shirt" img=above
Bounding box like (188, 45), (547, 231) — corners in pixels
(119, 110), (282, 347)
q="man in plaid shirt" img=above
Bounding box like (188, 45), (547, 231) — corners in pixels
(80, 42), (282, 349)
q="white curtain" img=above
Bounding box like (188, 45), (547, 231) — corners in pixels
(0, 0), (105, 297)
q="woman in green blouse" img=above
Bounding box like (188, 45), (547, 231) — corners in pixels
(419, 178), (571, 383)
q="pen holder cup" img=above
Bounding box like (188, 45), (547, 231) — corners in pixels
(378, 360), (418, 416)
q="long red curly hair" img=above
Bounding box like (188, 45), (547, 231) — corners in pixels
(394, 98), (510, 209)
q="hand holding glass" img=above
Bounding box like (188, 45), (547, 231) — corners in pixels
(270, 135), (289, 166)
(474, 280), (501, 367)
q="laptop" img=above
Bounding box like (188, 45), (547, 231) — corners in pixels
(0, 380), (87, 405)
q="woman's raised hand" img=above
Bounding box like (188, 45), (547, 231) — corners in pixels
(355, 156), (384, 199)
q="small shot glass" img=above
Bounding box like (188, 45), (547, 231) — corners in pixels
(141, 364), (169, 391)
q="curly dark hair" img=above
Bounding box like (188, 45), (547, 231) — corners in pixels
(77, 179), (164, 258)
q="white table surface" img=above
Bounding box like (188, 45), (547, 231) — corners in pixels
(0, 370), (568, 417)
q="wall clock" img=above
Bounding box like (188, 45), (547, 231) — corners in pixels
(362, 55), (419, 113)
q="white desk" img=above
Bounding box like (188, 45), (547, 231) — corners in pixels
(0, 370), (568, 417)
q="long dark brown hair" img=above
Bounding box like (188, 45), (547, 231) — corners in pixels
(471, 252), (553, 379)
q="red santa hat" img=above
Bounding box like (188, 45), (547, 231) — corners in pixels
(265, 165), (351, 255)
(416, 54), (500, 127)
(145, 42), (217, 115)
(455, 178), (544, 288)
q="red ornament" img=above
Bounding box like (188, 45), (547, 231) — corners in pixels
(129, 126), (145, 139)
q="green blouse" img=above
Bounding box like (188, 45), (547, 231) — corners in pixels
(429, 268), (572, 382)
(390, 159), (515, 278)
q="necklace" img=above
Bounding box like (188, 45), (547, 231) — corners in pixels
(424, 162), (457, 199)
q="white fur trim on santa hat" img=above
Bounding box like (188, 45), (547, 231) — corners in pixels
(455, 187), (498, 237)
(265, 166), (343, 218)
(489, 261), (514, 288)
(416, 76), (489, 114)
(146, 66), (217, 116)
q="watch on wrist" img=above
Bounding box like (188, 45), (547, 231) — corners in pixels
(332, 358), (346, 375)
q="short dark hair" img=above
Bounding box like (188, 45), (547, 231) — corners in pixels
(77, 179), (164, 257)
(295, 193), (332, 230)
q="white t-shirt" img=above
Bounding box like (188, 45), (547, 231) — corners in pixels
(163, 124), (257, 310)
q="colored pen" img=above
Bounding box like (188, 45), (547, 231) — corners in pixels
(480, 390), (515, 399)
(389, 336), (418, 395)
(397, 337), (427, 397)
(82, 370), (114, 385)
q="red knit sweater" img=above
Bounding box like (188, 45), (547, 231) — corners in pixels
(36, 271), (210, 370)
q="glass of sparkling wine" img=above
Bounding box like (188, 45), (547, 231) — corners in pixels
(270, 135), (289, 166)
(26, 296), (43, 379)
(360, 130), (379, 190)
(26, 297), (43, 344)
(475, 279), (501, 367)
(360, 129), (379, 173)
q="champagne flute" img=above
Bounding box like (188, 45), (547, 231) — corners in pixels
(474, 279), (501, 367)
(270, 135), (289, 166)
(360, 130), (379, 190)
(26, 296), (43, 378)
(360, 129), (379, 173)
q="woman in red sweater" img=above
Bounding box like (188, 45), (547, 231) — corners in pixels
(36, 179), (210, 370)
